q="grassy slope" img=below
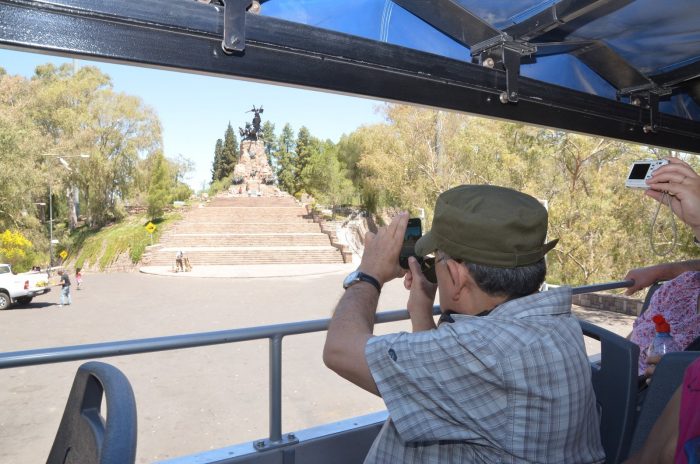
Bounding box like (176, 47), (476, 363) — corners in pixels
(69, 212), (182, 271)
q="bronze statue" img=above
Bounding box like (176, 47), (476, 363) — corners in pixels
(239, 105), (264, 141)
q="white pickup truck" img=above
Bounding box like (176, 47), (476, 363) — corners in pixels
(0, 264), (51, 310)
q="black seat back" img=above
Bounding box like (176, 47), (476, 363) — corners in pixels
(628, 351), (700, 457)
(579, 320), (639, 464)
(47, 361), (137, 464)
(639, 282), (663, 316)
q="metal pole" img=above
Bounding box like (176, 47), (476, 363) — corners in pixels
(269, 335), (283, 444)
(48, 179), (53, 268)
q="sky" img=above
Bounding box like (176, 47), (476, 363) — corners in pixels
(0, 48), (387, 190)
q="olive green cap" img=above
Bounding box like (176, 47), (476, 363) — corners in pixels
(415, 185), (558, 267)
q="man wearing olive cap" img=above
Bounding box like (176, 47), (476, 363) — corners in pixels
(324, 185), (604, 463)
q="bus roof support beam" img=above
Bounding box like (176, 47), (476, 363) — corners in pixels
(1, 0), (700, 152)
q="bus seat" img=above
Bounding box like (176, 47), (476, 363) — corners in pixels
(579, 320), (639, 464)
(639, 282), (663, 317)
(627, 351), (700, 457)
(47, 361), (137, 464)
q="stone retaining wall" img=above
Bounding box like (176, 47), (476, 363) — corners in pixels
(572, 292), (643, 316)
(307, 205), (353, 263)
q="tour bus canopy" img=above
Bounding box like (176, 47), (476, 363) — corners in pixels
(2, 0), (700, 152)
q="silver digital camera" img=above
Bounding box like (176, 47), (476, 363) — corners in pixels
(625, 159), (669, 189)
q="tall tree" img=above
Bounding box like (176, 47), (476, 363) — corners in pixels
(295, 126), (323, 195)
(0, 73), (45, 239)
(28, 64), (161, 228)
(276, 123), (296, 194)
(147, 151), (171, 219)
(260, 120), (277, 167)
(211, 138), (224, 181)
(305, 140), (354, 211)
(221, 122), (238, 178)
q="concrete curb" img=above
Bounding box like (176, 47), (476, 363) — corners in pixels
(139, 264), (356, 279)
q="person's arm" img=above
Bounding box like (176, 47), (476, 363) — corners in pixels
(403, 256), (438, 332)
(645, 157), (700, 240)
(323, 213), (409, 396)
(323, 283), (381, 395)
(624, 260), (700, 295)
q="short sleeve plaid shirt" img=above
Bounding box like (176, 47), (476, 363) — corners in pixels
(364, 286), (605, 463)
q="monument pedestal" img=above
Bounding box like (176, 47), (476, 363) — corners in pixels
(232, 139), (275, 194)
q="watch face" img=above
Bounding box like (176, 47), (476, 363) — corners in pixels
(343, 270), (360, 289)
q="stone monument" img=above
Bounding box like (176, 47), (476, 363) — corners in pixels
(232, 106), (275, 193)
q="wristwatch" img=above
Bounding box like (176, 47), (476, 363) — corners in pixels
(343, 270), (381, 293)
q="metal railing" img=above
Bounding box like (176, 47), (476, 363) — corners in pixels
(0, 280), (633, 450)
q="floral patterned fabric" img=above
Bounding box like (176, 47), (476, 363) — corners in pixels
(631, 271), (700, 375)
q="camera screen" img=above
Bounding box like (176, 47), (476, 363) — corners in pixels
(628, 163), (651, 180)
(402, 223), (421, 256)
(400, 218), (422, 268)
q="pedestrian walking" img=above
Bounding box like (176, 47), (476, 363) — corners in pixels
(57, 270), (72, 306)
(75, 267), (83, 290)
(175, 250), (184, 272)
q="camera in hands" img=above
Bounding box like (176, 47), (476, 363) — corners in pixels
(625, 159), (669, 189)
(399, 218), (437, 283)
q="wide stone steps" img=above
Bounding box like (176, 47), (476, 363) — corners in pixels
(206, 198), (297, 207)
(157, 233), (332, 247)
(167, 223), (322, 233)
(144, 194), (346, 266)
(189, 206), (308, 214)
(185, 215), (312, 223)
(147, 247), (343, 265)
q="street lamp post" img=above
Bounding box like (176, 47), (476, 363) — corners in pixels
(42, 154), (90, 268)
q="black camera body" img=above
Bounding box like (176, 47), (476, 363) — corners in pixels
(399, 218), (422, 269)
(399, 217), (436, 283)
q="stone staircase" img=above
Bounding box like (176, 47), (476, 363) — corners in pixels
(144, 195), (346, 266)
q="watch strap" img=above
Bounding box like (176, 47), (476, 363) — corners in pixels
(347, 272), (381, 293)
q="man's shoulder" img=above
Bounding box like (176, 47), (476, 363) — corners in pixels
(491, 286), (573, 319)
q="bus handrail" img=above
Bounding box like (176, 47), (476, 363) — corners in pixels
(0, 280), (633, 450)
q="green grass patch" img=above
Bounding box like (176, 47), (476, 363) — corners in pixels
(71, 212), (181, 271)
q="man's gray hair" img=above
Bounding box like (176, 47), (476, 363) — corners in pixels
(464, 259), (546, 300)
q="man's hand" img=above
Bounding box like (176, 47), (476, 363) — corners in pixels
(646, 157), (700, 238)
(358, 213), (409, 285)
(404, 256), (438, 331)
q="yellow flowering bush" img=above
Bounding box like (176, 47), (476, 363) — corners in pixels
(0, 230), (34, 272)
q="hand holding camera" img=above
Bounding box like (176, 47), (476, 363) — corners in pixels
(643, 157), (700, 235)
(357, 212), (409, 286)
(399, 218), (437, 283)
(625, 159), (669, 189)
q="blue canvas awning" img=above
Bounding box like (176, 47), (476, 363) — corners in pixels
(259, 0), (700, 121)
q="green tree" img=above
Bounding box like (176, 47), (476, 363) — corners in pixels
(305, 140), (354, 211)
(341, 102), (700, 285)
(276, 123), (296, 194)
(221, 122), (238, 178)
(28, 64), (161, 228)
(260, 120), (277, 167)
(211, 138), (224, 181)
(147, 152), (171, 219)
(295, 126), (316, 193)
(0, 73), (45, 238)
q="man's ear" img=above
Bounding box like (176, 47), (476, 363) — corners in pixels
(445, 259), (470, 300)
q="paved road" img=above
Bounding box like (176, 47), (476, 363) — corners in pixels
(0, 272), (635, 463)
